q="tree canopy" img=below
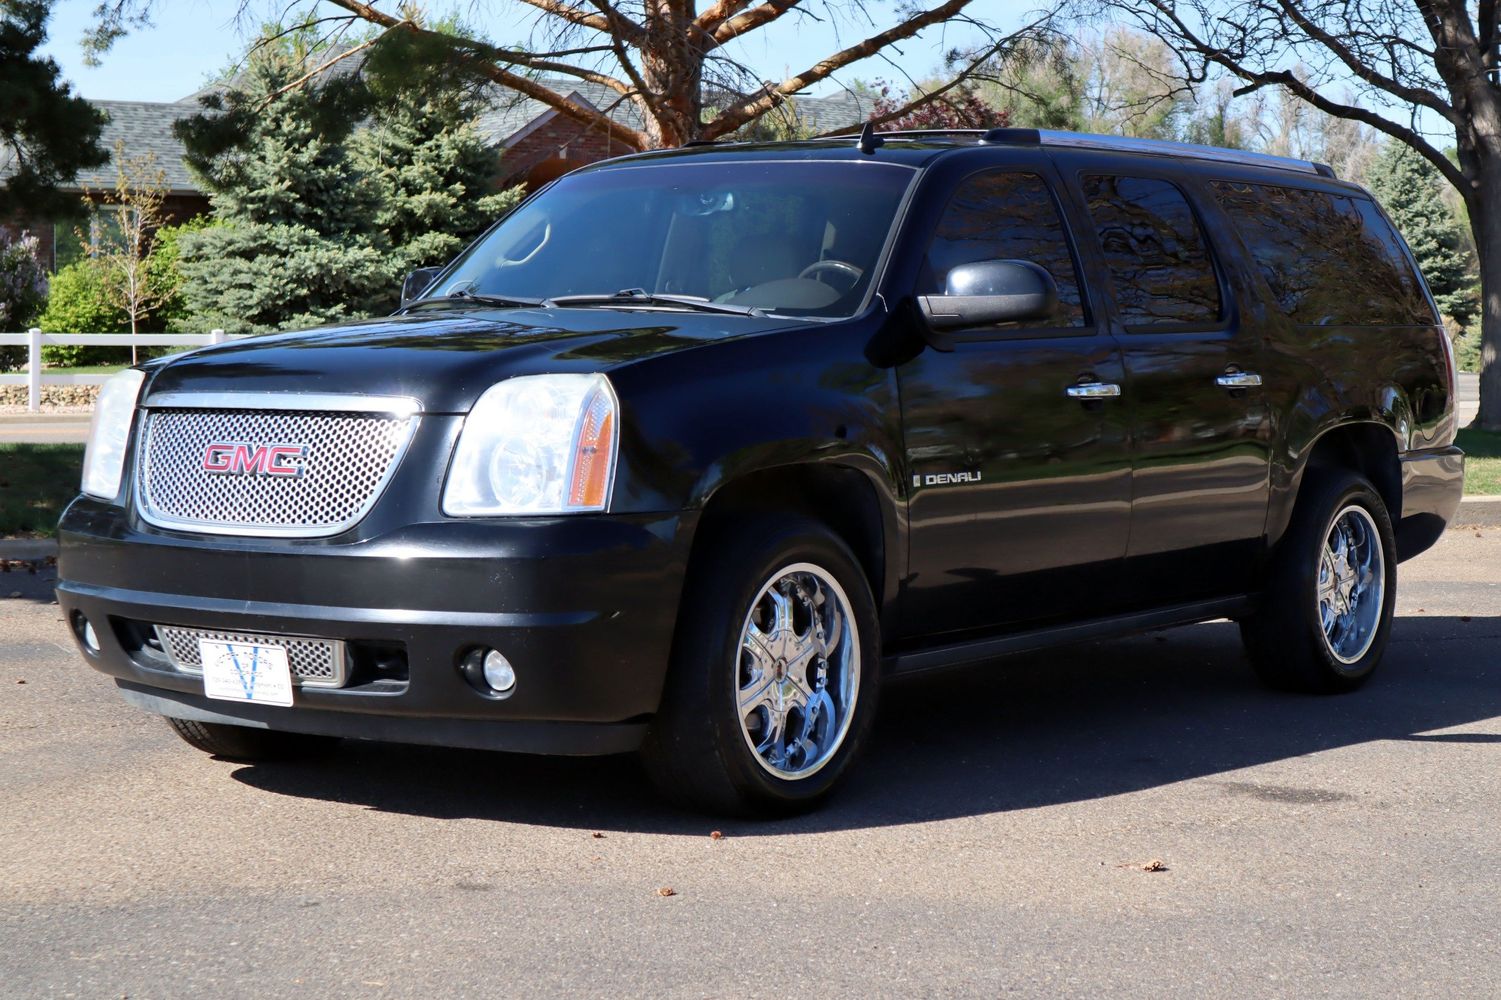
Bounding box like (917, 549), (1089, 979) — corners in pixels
(1368, 142), (1479, 328)
(0, 1), (108, 219)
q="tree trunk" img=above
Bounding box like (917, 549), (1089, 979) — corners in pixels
(1475, 169), (1501, 431)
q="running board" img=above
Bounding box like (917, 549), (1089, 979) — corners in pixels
(883, 597), (1253, 678)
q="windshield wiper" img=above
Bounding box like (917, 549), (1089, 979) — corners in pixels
(402, 288), (544, 310)
(543, 289), (765, 317)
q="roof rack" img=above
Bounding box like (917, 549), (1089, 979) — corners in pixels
(1011, 129), (1334, 177)
(815, 125), (1334, 177)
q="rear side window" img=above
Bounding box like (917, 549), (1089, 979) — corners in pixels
(924, 171), (1086, 327)
(1211, 181), (1436, 326)
(1082, 175), (1222, 327)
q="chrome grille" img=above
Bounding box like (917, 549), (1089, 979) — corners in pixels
(155, 625), (348, 688)
(135, 404), (414, 536)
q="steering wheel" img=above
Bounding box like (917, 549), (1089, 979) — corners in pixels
(798, 259), (864, 291)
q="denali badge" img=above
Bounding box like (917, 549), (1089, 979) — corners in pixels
(913, 471), (983, 487)
(202, 442), (309, 477)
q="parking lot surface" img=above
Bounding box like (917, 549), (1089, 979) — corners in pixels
(2, 531), (1499, 998)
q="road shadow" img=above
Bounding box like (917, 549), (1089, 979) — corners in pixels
(2, 562), (59, 606)
(228, 614), (1501, 835)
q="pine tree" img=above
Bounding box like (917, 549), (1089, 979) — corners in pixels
(0, 2), (109, 218)
(1367, 142), (1479, 327)
(352, 91), (522, 280)
(175, 35), (391, 333)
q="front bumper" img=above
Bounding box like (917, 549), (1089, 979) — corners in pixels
(1396, 444), (1464, 562)
(56, 499), (697, 755)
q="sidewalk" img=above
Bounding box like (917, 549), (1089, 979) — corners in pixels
(0, 413), (91, 444)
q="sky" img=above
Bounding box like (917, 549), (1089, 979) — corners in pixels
(38, 0), (1023, 104)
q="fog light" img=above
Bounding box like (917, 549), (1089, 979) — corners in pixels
(70, 611), (100, 653)
(482, 650), (516, 692)
(459, 646), (516, 696)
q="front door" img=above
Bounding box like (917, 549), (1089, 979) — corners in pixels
(1067, 169), (1273, 605)
(895, 165), (1133, 640)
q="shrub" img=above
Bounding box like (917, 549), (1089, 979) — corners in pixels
(34, 219), (201, 366)
(0, 230), (48, 371)
(35, 261), (128, 366)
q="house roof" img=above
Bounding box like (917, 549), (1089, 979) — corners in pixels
(472, 78), (875, 147)
(3, 79), (877, 204)
(70, 100), (202, 195)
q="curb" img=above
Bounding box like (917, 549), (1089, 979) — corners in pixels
(1453, 495), (1501, 528)
(0, 539), (57, 561)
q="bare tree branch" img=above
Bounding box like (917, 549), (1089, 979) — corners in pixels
(323, 0), (651, 148)
(1271, 0), (1459, 126)
(703, 0), (988, 139)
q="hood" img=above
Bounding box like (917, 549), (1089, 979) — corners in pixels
(143, 307), (801, 413)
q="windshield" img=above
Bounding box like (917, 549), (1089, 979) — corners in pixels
(430, 160), (917, 318)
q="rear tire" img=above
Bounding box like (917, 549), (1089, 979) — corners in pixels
(641, 514), (880, 817)
(1241, 469), (1397, 693)
(164, 716), (338, 761)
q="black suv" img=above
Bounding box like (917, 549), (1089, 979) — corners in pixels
(57, 128), (1464, 816)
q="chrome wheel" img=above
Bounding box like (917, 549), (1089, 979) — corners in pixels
(736, 562), (860, 780)
(1316, 504), (1386, 665)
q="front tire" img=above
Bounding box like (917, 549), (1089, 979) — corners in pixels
(163, 716), (338, 761)
(641, 515), (880, 817)
(1241, 469), (1397, 693)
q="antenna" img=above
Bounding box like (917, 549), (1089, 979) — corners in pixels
(857, 121), (884, 155)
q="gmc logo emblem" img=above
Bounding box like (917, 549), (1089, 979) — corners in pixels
(202, 442), (309, 477)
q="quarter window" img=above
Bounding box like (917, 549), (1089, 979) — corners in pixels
(924, 171), (1086, 327)
(1211, 181), (1435, 326)
(1083, 175), (1222, 327)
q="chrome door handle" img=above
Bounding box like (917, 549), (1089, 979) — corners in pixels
(1216, 371), (1263, 388)
(1066, 382), (1121, 399)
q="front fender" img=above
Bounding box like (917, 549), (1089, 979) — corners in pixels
(605, 314), (908, 607)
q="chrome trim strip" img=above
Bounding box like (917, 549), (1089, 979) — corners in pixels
(1035, 130), (1323, 175)
(133, 402), (421, 539)
(142, 391), (422, 415)
(153, 624), (350, 689)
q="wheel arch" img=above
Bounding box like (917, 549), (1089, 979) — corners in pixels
(1270, 420), (1402, 550)
(687, 461), (899, 629)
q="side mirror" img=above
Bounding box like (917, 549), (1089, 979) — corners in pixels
(401, 267), (443, 306)
(917, 260), (1059, 337)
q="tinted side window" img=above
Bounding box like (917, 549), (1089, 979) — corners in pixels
(1211, 181), (1435, 326)
(924, 171), (1085, 327)
(1083, 175), (1222, 327)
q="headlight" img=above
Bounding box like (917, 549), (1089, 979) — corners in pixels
(443, 373), (619, 516)
(81, 369), (146, 500)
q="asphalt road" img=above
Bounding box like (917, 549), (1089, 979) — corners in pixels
(3, 532), (1500, 998)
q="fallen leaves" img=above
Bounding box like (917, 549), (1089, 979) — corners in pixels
(709, 830), (723, 840)
(591, 832), (605, 839)
(656, 886), (677, 897)
(1116, 858), (1169, 873)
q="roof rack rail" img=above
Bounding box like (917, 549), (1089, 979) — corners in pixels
(794, 126), (1334, 177)
(984, 128), (1332, 177)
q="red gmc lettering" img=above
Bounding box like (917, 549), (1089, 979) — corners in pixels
(202, 443), (307, 476)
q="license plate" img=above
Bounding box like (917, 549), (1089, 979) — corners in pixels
(198, 639), (294, 707)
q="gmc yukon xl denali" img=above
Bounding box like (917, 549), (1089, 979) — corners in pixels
(57, 128), (1465, 816)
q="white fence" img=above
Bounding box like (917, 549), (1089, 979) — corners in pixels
(0, 329), (236, 412)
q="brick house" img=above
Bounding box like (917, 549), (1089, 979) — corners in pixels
(4, 99), (208, 272)
(5, 80), (874, 271)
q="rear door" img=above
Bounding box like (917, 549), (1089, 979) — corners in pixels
(1065, 167), (1273, 605)
(895, 159), (1133, 639)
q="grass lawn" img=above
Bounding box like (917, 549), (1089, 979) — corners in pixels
(0, 443), (84, 538)
(49, 364), (128, 376)
(1457, 427), (1501, 496)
